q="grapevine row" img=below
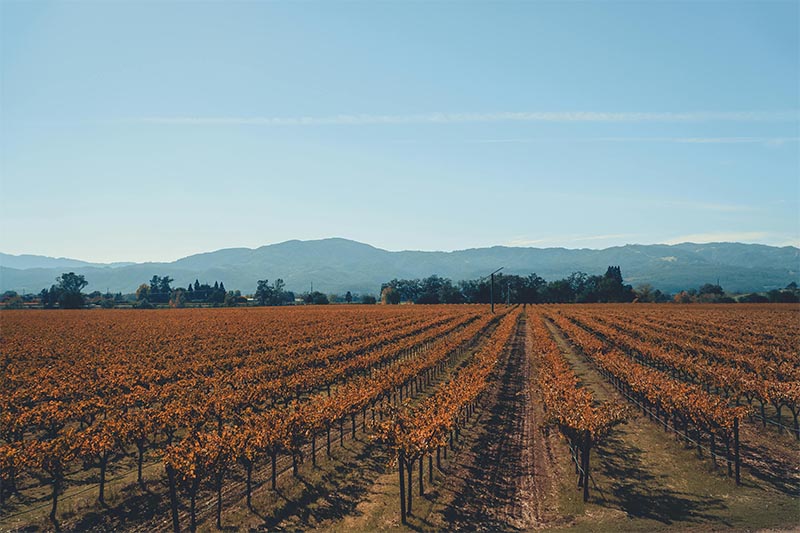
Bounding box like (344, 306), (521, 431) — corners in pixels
(526, 309), (626, 500)
(545, 311), (748, 483)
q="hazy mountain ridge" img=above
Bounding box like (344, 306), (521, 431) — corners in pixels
(1, 239), (797, 295)
(0, 252), (136, 270)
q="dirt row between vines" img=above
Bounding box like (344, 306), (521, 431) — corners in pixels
(542, 316), (800, 532)
(328, 309), (567, 532)
(422, 309), (563, 530)
(561, 312), (800, 497)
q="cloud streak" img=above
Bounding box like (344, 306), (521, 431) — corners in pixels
(664, 201), (757, 213)
(663, 231), (770, 245)
(468, 136), (800, 145)
(131, 110), (799, 126)
(506, 233), (638, 247)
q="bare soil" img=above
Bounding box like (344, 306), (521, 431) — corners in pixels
(423, 310), (564, 531)
(543, 316), (800, 532)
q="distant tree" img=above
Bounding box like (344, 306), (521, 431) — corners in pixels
(673, 291), (693, 304)
(224, 291), (236, 307)
(208, 285), (225, 305)
(605, 266), (623, 285)
(169, 289), (187, 308)
(159, 276), (173, 294)
(698, 283), (724, 296)
(544, 279), (574, 303)
(345, 291), (353, 303)
(381, 286), (401, 305)
(56, 272), (88, 309)
(697, 283), (726, 303)
(40, 286), (60, 308)
(440, 282), (465, 304)
(416, 275), (444, 304)
(302, 291), (329, 305)
(313, 292), (329, 305)
(634, 284), (656, 302)
(3, 295), (24, 309)
(224, 290), (246, 307)
(1, 290), (17, 299)
(255, 280), (273, 306)
(524, 273), (547, 303)
(360, 294), (377, 304)
(593, 266), (635, 303)
(136, 284), (151, 302)
(273, 279), (285, 296)
(767, 289), (799, 303)
(381, 279), (421, 303)
(57, 272), (88, 296)
(144, 275), (173, 303)
(187, 281), (213, 302)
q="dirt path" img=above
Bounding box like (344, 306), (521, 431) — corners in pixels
(427, 310), (560, 531)
(542, 316), (800, 532)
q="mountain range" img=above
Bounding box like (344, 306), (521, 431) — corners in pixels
(1, 239), (798, 296)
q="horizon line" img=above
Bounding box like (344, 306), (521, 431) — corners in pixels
(2, 237), (798, 266)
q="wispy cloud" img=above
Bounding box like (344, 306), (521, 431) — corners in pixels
(131, 110), (799, 126)
(506, 233), (638, 248)
(468, 136), (800, 145)
(775, 238), (800, 248)
(664, 201), (757, 213)
(508, 231), (798, 248)
(663, 231), (770, 245)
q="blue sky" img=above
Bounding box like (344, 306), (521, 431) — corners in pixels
(1, 0), (798, 263)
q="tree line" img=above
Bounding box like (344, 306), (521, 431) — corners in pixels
(3, 269), (798, 309)
(14, 274), (375, 309)
(380, 266), (638, 304)
(378, 268), (800, 305)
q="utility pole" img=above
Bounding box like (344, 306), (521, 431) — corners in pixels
(483, 267), (504, 313)
(490, 273), (494, 313)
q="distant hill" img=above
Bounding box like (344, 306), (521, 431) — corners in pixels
(0, 252), (135, 270)
(1, 239), (797, 296)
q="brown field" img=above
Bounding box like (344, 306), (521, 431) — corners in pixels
(1, 304), (798, 532)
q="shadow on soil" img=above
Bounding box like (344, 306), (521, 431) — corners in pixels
(594, 433), (728, 526)
(257, 438), (386, 530)
(739, 440), (800, 497)
(69, 486), (166, 532)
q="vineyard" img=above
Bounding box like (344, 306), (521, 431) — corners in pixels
(1, 304), (798, 531)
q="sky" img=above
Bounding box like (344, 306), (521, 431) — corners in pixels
(1, 0), (798, 263)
